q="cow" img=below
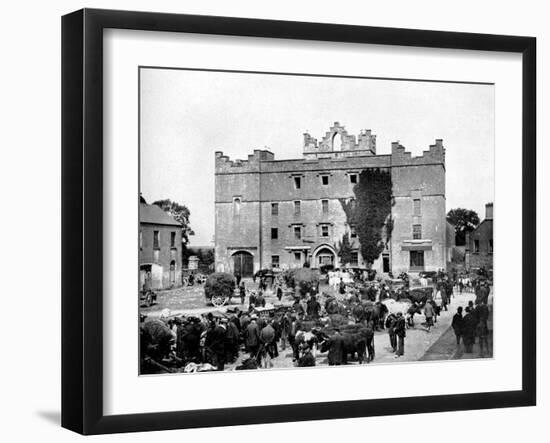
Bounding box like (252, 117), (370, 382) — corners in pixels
(294, 330), (319, 358)
(317, 325), (374, 364)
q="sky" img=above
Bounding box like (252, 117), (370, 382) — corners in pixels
(140, 68), (494, 246)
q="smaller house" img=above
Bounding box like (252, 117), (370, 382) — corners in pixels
(139, 203), (183, 290)
(465, 203), (493, 271)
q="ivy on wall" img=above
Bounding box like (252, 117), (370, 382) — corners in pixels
(339, 168), (393, 268)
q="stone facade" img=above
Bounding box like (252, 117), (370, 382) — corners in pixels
(139, 203), (183, 289)
(465, 203), (494, 270)
(215, 123), (448, 276)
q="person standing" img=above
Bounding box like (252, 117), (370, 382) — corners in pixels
(394, 312), (406, 357)
(235, 272), (242, 288)
(365, 321), (375, 363)
(245, 317), (261, 359)
(207, 319), (226, 371)
(424, 300), (435, 332)
(259, 319), (276, 368)
(239, 280), (246, 305)
(385, 313), (398, 352)
(327, 329), (346, 365)
(306, 295), (321, 320)
(462, 307), (477, 353)
(451, 306), (464, 345)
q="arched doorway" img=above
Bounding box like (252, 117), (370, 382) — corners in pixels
(313, 245), (336, 268)
(232, 251), (254, 277)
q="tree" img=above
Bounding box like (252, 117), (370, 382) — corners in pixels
(446, 208), (480, 246)
(153, 199), (195, 245)
(339, 168), (393, 268)
(337, 233), (353, 267)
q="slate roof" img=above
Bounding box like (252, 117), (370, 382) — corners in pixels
(139, 203), (182, 226)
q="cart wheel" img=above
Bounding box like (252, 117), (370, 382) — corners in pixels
(145, 292), (153, 307)
(211, 295), (226, 307)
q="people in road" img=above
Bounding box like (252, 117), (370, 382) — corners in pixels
(424, 300), (435, 332)
(385, 313), (398, 352)
(245, 317), (261, 359)
(461, 307), (478, 353)
(394, 312), (406, 357)
(451, 306), (464, 345)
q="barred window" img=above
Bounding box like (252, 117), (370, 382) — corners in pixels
(153, 230), (160, 249)
(294, 226), (302, 240)
(322, 199), (329, 214)
(271, 202), (279, 216)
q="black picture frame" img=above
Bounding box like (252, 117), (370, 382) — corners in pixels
(62, 8), (536, 435)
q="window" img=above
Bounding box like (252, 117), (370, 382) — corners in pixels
(271, 228), (278, 240)
(294, 201), (301, 216)
(153, 230), (160, 249)
(474, 239), (480, 253)
(412, 224), (422, 240)
(410, 250), (425, 269)
(294, 252), (301, 263)
(170, 231), (176, 248)
(321, 175), (329, 186)
(413, 198), (421, 216)
(293, 176), (301, 189)
(322, 199), (329, 214)
(294, 226), (302, 240)
(349, 174), (358, 184)
(321, 225), (329, 237)
(271, 202), (279, 216)
(351, 251), (359, 266)
(350, 225), (357, 238)
(489, 239), (493, 254)
(272, 255), (280, 268)
(233, 197), (241, 216)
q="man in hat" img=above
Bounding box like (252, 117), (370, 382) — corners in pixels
(394, 312), (406, 357)
(259, 319), (277, 368)
(245, 316), (261, 359)
(327, 328), (346, 365)
(224, 317), (240, 364)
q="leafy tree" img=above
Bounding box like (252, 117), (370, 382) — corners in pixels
(153, 199), (195, 245)
(339, 168), (393, 268)
(446, 208), (480, 246)
(337, 233), (353, 266)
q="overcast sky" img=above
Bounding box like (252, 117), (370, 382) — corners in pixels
(140, 68), (494, 246)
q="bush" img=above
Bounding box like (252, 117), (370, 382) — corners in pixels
(204, 272), (235, 300)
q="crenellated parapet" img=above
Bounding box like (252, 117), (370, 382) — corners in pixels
(303, 122), (376, 159)
(391, 139), (445, 167)
(215, 149), (275, 173)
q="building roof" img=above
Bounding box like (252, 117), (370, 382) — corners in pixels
(139, 203), (182, 227)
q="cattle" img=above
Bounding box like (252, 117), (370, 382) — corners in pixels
(294, 330), (319, 358)
(317, 325), (374, 364)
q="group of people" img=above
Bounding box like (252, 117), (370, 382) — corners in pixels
(451, 292), (491, 355)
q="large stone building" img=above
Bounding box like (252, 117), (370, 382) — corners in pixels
(139, 202), (183, 289)
(214, 122), (448, 277)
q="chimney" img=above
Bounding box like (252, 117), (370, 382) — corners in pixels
(485, 202), (493, 220)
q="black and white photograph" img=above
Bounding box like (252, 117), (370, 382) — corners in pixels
(138, 68), (494, 375)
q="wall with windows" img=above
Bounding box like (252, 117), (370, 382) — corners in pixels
(215, 126), (447, 275)
(139, 223), (182, 289)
